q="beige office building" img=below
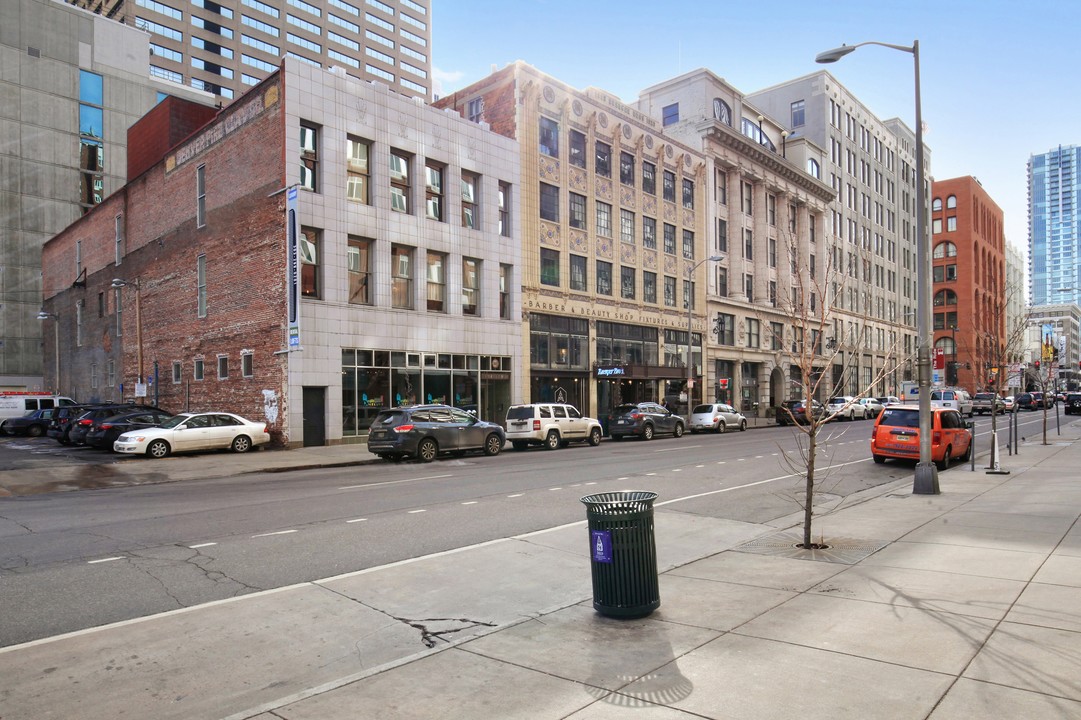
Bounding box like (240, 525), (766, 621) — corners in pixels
(68, 0), (432, 102)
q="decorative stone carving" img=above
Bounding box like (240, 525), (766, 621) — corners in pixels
(543, 85), (555, 103)
(595, 177), (613, 201)
(540, 223), (561, 247)
(596, 236), (613, 259)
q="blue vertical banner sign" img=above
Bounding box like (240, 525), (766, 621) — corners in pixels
(591, 530), (613, 563)
(286, 186), (301, 348)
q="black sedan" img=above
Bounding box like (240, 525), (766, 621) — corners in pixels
(85, 409), (174, 450)
(608, 402), (685, 440)
(1, 408), (57, 437)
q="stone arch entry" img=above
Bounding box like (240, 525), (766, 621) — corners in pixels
(769, 365), (785, 409)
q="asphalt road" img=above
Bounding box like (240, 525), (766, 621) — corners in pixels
(0, 410), (1059, 647)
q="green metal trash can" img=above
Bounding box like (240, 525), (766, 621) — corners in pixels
(580, 491), (659, 618)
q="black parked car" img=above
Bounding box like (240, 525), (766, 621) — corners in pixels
(48, 404), (104, 444)
(777, 399), (826, 426)
(1, 408), (57, 437)
(84, 409), (174, 450)
(1065, 393), (1081, 416)
(1015, 392), (1052, 411)
(367, 404), (505, 462)
(608, 402), (685, 440)
(69, 404), (160, 446)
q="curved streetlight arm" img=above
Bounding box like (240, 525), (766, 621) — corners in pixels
(815, 40), (915, 64)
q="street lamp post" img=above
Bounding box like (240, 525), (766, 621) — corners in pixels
(112, 278), (143, 401)
(36, 310), (60, 393)
(817, 39), (938, 494)
(686, 256), (724, 414)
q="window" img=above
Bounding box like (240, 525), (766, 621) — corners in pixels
(196, 164), (206, 227)
(391, 245), (414, 308)
(596, 261), (612, 295)
(741, 181), (753, 214)
(712, 98), (732, 125)
(595, 141), (611, 177)
(932, 197), (943, 211)
(570, 255), (587, 292)
(499, 264), (512, 319)
(424, 160), (444, 220)
(569, 130), (586, 168)
(172, 361), (182, 384)
(300, 123), (318, 191)
(683, 280), (693, 310)
(242, 352), (253, 378)
(539, 182), (560, 221)
(768, 237), (776, 268)
(744, 273), (754, 300)
(682, 179), (694, 209)
(390, 150), (410, 213)
(770, 322), (783, 350)
(466, 97), (483, 123)
(621, 266), (635, 299)
(643, 217), (657, 249)
(934, 289), (958, 306)
(459, 171), (479, 228)
(217, 355), (229, 380)
(569, 192), (587, 229)
(946, 195), (957, 209)
(932, 218), (942, 234)
(75, 299), (84, 346)
(807, 159), (821, 179)
(947, 216), (957, 232)
(596, 201), (612, 238)
(642, 161), (656, 195)
(769, 280), (777, 307)
(715, 169), (727, 204)
(662, 103), (679, 126)
(462, 258), (479, 315)
(346, 136), (370, 204)
(715, 218), (727, 253)
(683, 230), (694, 260)
(767, 194), (776, 226)
(498, 181), (511, 237)
(620, 209), (635, 244)
(933, 242), (957, 259)
(716, 266), (728, 297)
(790, 99), (805, 128)
(743, 229), (753, 259)
(662, 170), (675, 202)
(300, 227), (320, 298)
(716, 313), (735, 345)
(644, 271), (657, 303)
(664, 276), (676, 307)
(196, 254), (207, 317)
(539, 116), (559, 157)
(932, 264), (958, 282)
(115, 215), (124, 264)
(620, 152), (635, 186)
(663, 223), (676, 254)
(347, 236), (371, 304)
(747, 319), (760, 348)
(540, 248), (559, 287)
(194, 358), (204, 381)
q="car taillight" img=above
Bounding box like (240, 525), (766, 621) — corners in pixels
(78, 418), (93, 426)
(631, 413), (643, 420)
(932, 431), (941, 444)
(393, 424), (415, 433)
(532, 419), (541, 431)
(99, 423), (113, 429)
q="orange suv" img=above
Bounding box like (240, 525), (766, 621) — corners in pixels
(870, 404), (972, 470)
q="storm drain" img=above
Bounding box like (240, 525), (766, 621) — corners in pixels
(735, 531), (888, 564)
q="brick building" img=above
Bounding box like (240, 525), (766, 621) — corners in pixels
(929, 176), (1006, 393)
(41, 58), (522, 445)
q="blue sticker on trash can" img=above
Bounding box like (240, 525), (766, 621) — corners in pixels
(591, 530), (613, 563)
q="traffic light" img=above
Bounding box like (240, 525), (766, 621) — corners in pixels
(1034, 360), (1041, 370)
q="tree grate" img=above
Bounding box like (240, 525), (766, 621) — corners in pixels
(735, 531), (888, 564)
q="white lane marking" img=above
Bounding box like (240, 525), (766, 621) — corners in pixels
(549, 487), (562, 491)
(189, 542), (217, 549)
(462, 501), (478, 505)
(754, 455), (764, 459)
(508, 493), (523, 498)
(345, 518), (367, 524)
(87, 557), (124, 564)
(585, 482), (597, 485)
(646, 472), (657, 476)
(617, 476), (629, 480)
(717, 461), (726, 464)
(252, 530), (298, 538)
(672, 469), (682, 472)
(407, 509), (426, 514)
(696, 464), (705, 468)
(338, 473), (453, 490)
(652, 445), (702, 452)
(737, 458), (746, 462)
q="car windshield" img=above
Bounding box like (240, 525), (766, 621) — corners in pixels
(878, 408), (920, 428)
(612, 404), (639, 415)
(374, 411), (408, 426)
(159, 414), (193, 429)
(691, 405), (716, 414)
(828, 398), (846, 405)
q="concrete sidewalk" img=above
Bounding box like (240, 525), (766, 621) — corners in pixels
(2, 426), (1081, 718)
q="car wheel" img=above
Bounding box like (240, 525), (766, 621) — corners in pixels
(872, 454), (885, 464)
(587, 427), (601, 446)
(483, 433), (503, 456)
(960, 442), (972, 462)
(416, 437), (438, 463)
(511, 441), (529, 451)
(739, 420), (747, 431)
(147, 439), (171, 459)
(27, 424), (44, 438)
(642, 424), (654, 441)
(716, 421), (726, 434)
(673, 422), (684, 438)
(935, 446), (951, 471)
(231, 435), (252, 453)
(544, 430), (561, 450)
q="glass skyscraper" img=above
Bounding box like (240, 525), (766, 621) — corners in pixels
(1029, 145), (1081, 306)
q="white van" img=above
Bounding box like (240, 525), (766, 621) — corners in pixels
(0, 393), (77, 424)
(930, 389), (973, 418)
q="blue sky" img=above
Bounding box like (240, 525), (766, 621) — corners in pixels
(433, 0), (1080, 261)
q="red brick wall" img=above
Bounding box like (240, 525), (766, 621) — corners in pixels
(434, 65), (519, 141)
(127, 97), (219, 181)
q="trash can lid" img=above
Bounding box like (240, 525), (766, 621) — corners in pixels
(580, 491), (658, 512)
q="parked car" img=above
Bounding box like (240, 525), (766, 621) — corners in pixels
(972, 393), (1006, 415)
(930, 389), (974, 417)
(826, 396), (866, 421)
(688, 403), (747, 433)
(1065, 393), (1081, 416)
(367, 404), (504, 462)
(504, 403), (602, 450)
(608, 402), (684, 440)
(85, 409), (174, 450)
(858, 398), (885, 418)
(777, 399), (825, 426)
(0, 393), (76, 426)
(48, 404), (107, 445)
(1016, 392), (1052, 411)
(114, 412), (270, 458)
(876, 396), (902, 407)
(0, 408), (57, 437)
(1003, 395), (1017, 412)
(871, 404), (973, 471)
(69, 404), (154, 446)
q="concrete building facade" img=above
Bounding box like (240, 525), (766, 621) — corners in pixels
(1, 0), (213, 391)
(68, 0), (432, 103)
(1028, 145), (1080, 307)
(929, 176), (1006, 393)
(41, 58), (522, 445)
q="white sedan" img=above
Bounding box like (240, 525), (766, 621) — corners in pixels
(114, 412), (270, 458)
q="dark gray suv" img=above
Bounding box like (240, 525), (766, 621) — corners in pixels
(608, 402), (684, 440)
(367, 404), (505, 462)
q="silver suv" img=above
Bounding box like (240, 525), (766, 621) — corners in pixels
(505, 403), (602, 451)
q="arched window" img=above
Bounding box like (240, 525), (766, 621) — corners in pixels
(935, 336), (956, 355)
(933, 241), (957, 258)
(712, 98), (732, 126)
(933, 289), (958, 306)
(932, 197), (942, 211)
(807, 158), (821, 179)
(946, 195), (957, 209)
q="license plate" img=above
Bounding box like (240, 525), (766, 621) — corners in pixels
(616, 419), (628, 424)
(370, 431), (384, 438)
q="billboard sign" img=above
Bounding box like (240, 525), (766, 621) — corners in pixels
(286, 186), (301, 348)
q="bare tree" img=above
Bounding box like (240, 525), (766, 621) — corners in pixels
(978, 282), (1031, 462)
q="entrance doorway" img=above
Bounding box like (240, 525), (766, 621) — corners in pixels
(302, 386), (326, 447)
